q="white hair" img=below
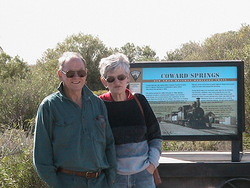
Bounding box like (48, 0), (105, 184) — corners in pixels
(58, 52), (86, 70)
(98, 53), (130, 78)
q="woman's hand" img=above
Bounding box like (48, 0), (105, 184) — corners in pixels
(146, 163), (155, 174)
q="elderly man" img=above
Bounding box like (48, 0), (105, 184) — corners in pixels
(33, 52), (116, 188)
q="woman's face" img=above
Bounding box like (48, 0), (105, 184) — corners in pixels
(102, 67), (129, 96)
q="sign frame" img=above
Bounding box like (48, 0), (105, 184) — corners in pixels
(129, 60), (245, 142)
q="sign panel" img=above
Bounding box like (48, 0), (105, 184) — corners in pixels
(129, 61), (245, 140)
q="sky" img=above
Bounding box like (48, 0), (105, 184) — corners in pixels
(0, 0), (249, 65)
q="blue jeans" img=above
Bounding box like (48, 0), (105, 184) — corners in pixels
(114, 169), (156, 188)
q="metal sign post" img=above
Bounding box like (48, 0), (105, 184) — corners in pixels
(232, 138), (243, 162)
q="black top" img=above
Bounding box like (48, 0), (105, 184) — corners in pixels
(103, 94), (162, 145)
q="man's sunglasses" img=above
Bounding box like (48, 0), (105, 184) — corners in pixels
(61, 70), (87, 78)
(105, 74), (127, 83)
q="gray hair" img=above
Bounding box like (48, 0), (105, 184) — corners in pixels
(58, 52), (86, 70)
(98, 53), (130, 78)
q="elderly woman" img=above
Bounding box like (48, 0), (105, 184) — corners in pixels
(98, 53), (162, 188)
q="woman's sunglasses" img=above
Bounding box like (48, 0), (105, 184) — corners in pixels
(61, 70), (87, 78)
(105, 74), (127, 83)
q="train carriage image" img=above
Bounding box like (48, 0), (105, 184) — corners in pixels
(166, 98), (215, 128)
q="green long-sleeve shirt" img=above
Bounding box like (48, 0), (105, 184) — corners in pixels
(33, 83), (116, 187)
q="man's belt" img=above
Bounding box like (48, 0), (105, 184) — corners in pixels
(57, 167), (102, 178)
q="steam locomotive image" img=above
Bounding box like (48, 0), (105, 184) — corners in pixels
(166, 98), (215, 128)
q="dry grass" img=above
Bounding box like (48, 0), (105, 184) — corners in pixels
(0, 129), (33, 158)
(162, 140), (232, 152)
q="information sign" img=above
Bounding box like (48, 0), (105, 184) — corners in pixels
(129, 61), (245, 140)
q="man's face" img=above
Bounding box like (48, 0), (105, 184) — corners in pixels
(58, 57), (87, 93)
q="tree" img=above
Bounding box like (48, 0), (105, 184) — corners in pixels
(164, 41), (203, 61)
(136, 45), (158, 61)
(114, 42), (159, 62)
(0, 51), (29, 81)
(36, 33), (112, 90)
(36, 37), (160, 91)
(0, 50), (32, 130)
(203, 25), (250, 129)
(163, 24), (250, 130)
(118, 43), (138, 62)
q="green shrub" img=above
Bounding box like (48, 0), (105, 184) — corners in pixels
(0, 129), (33, 158)
(0, 129), (47, 187)
(94, 89), (108, 96)
(0, 149), (48, 188)
(162, 140), (232, 152)
(243, 132), (250, 150)
(0, 74), (58, 131)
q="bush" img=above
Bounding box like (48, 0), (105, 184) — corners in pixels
(0, 73), (58, 131)
(162, 140), (232, 152)
(0, 129), (32, 158)
(243, 132), (250, 150)
(93, 89), (108, 96)
(163, 137), (250, 152)
(0, 129), (48, 188)
(0, 149), (48, 188)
